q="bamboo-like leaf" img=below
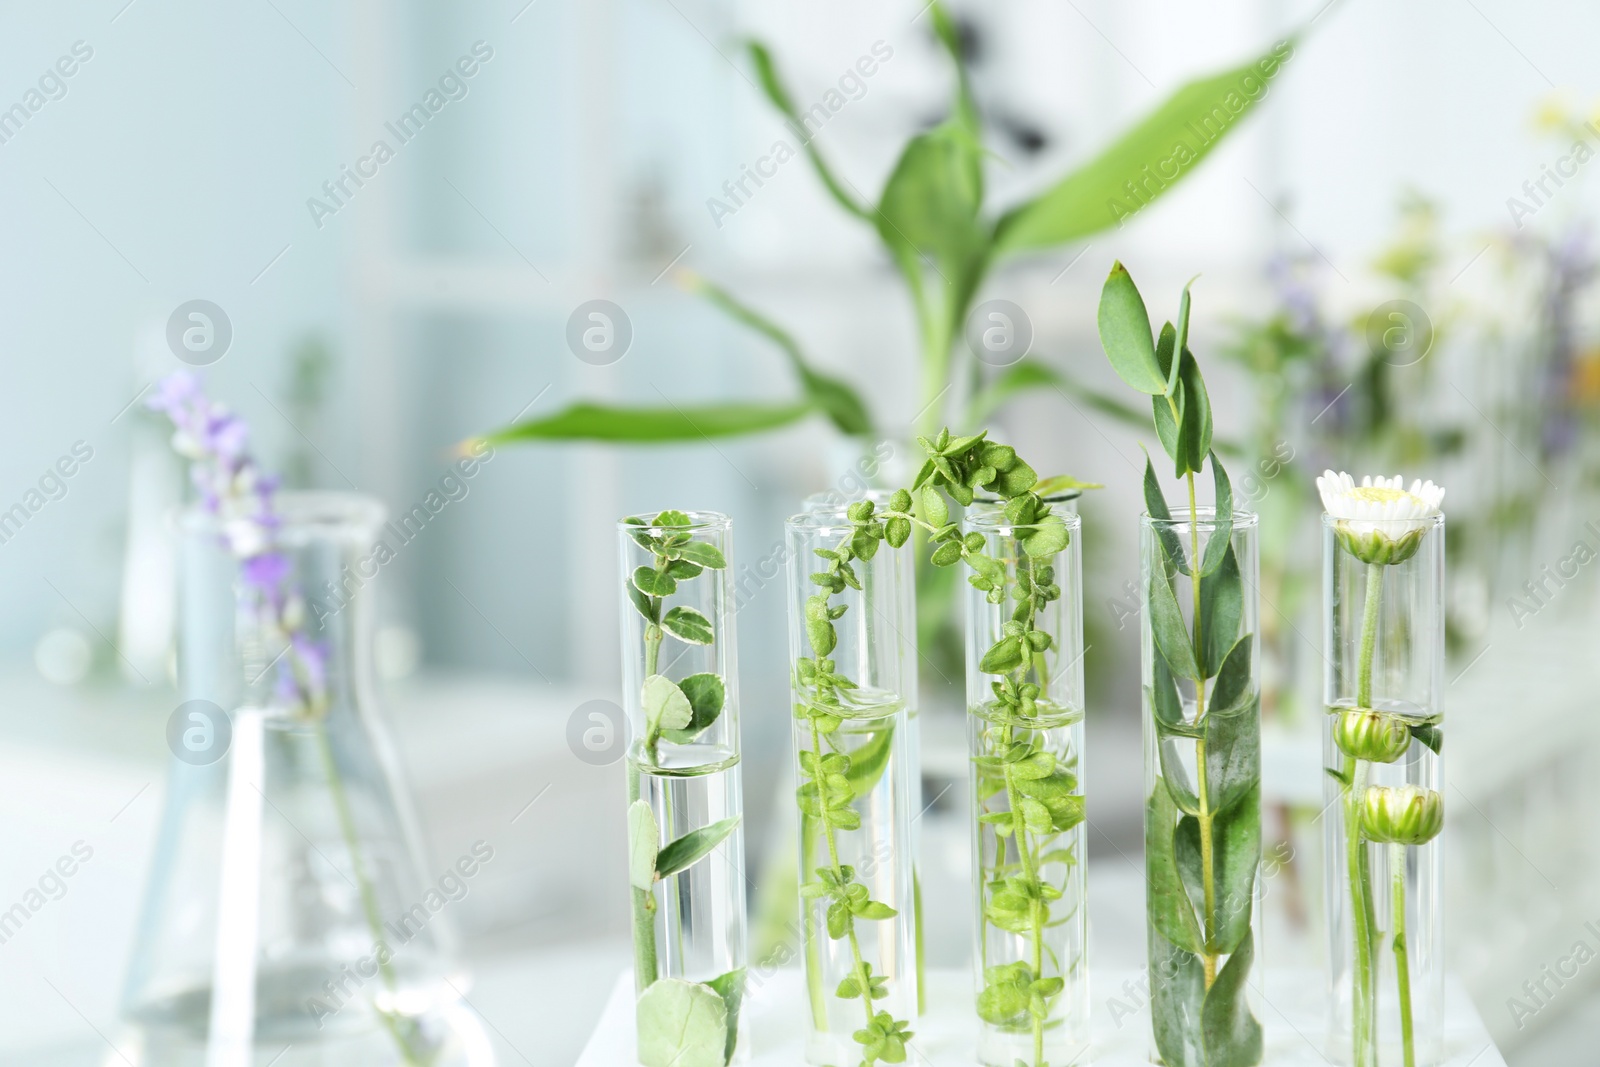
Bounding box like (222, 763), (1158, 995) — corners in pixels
(1098, 262), (1166, 395)
(478, 400), (814, 445)
(656, 816), (741, 880)
(994, 38), (1297, 253)
(685, 273), (874, 436)
(745, 41), (871, 221)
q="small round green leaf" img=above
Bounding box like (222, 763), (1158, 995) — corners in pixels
(642, 674), (693, 732)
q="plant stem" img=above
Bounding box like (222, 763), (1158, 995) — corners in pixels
(627, 760), (659, 991)
(1346, 561), (1385, 1067)
(1392, 841), (1417, 1067)
(1344, 757), (1376, 1067)
(315, 723), (424, 1067)
(808, 713), (879, 1055)
(1185, 470), (1220, 990)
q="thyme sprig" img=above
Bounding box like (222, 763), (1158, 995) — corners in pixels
(794, 429), (1087, 1067)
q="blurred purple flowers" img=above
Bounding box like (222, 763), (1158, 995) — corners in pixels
(148, 370), (329, 716)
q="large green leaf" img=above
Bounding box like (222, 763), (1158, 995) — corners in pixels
(1198, 544), (1242, 676)
(745, 41), (870, 220)
(686, 273), (874, 436)
(994, 38), (1297, 253)
(1202, 928), (1264, 1067)
(479, 400), (813, 444)
(1205, 694), (1260, 818)
(876, 122), (988, 293)
(1146, 777), (1204, 955)
(1148, 560), (1200, 681)
(1143, 454), (1189, 577)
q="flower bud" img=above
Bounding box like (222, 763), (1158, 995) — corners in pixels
(1335, 522), (1426, 566)
(1333, 708), (1411, 764)
(1360, 784), (1443, 845)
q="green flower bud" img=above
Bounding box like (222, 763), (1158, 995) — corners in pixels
(1361, 784), (1443, 845)
(1333, 708), (1411, 764)
(1335, 522), (1426, 566)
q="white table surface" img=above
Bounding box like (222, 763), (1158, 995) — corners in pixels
(579, 967), (1507, 1067)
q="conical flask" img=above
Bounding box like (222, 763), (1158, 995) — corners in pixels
(121, 492), (492, 1066)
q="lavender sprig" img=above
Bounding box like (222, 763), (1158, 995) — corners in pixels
(148, 371), (328, 717)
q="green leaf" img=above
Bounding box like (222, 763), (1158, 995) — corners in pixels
(1097, 262), (1165, 394)
(706, 968), (746, 1065)
(661, 673), (726, 744)
(656, 816), (741, 880)
(662, 606), (715, 645)
(875, 122), (987, 291)
(1019, 515), (1069, 559)
(1199, 453), (1234, 576)
(993, 38), (1297, 253)
(633, 567), (677, 598)
(674, 541), (728, 569)
(1175, 783), (1260, 956)
(1175, 349), (1213, 477)
(1208, 635), (1253, 713)
(1143, 455), (1189, 576)
(852, 900), (897, 921)
(636, 978), (729, 1067)
(1411, 723), (1443, 754)
(1199, 545), (1243, 676)
(805, 597), (837, 656)
(628, 583), (660, 624)
(642, 675), (693, 733)
(628, 801), (659, 892)
(1149, 922), (1205, 1067)
(479, 399), (814, 445)
(1205, 695), (1260, 818)
(654, 510), (693, 527)
(919, 484), (949, 529)
(744, 41), (871, 220)
(1202, 928), (1264, 1067)
(686, 272), (874, 436)
(1157, 739), (1200, 816)
(843, 724), (896, 798)
(1148, 654), (1188, 734)
(979, 635), (1025, 674)
(1146, 777), (1205, 955)
(1148, 562), (1200, 681)
(1015, 772), (1086, 832)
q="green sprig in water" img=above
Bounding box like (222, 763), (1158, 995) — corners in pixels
(1098, 263), (1264, 1067)
(796, 429), (1091, 1067)
(622, 510), (745, 1067)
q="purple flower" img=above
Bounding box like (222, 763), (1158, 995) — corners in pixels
(241, 552), (291, 590)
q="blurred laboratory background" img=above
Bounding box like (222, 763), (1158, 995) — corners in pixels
(2, 0), (1599, 1064)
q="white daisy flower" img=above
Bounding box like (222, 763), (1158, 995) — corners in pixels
(1316, 471), (1445, 565)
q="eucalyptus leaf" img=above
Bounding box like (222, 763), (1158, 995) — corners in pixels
(1148, 654), (1187, 733)
(1175, 783), (1260, 956)
(1158, 739), (1200, 816)
(656, 816), (741, 880)
(661, 673), (726, 744)
(1199, 544), (1242, 677)
(628, 801), (659, 893)
(1097, 262), (1166, 394)
(1148, 924), (1205, 1067)
(1201, 928), (1264, 1067)
(1174, 349), (1212, 476)
(1146, 777), (1205, 955)
(1143, 455), (1190, 576)
(1411, 723), (1443, 754)
(643, 674), (693, 733)
(1199, 453), (1234, 576)
(1208, 635), (1253, 714)
(1205, 695), (1261, 819)
(662, 606), (715, 645)
(1148, 563), (1200, 681)
(636, 978), (729, 1067)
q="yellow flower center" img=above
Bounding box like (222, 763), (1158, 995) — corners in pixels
(1349, 486), (1417, 506)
